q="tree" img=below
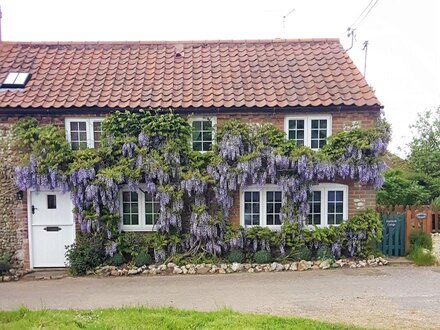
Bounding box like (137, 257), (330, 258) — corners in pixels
(377, 107), (440, 206)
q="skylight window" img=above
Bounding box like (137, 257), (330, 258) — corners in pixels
(1, 72), (31, 88)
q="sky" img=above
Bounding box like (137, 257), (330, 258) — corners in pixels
(0, 0), (439, 156)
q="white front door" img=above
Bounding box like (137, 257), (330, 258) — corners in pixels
(30, 191), (75, 268)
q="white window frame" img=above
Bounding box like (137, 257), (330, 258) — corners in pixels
(307, 183), (348, 227)
(189, 116), (217, 152)
(284, 114), (332, 150)
(65, 118), (103, 149)
(119, 187), (158, 232)
(240, 184), (283, 230)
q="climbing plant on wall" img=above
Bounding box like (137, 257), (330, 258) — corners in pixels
(13, 109), (390, 261)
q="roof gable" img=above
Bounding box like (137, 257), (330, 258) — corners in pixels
(0, 39), (380, 110)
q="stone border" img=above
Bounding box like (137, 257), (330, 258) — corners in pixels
(91, 256), (389, 277)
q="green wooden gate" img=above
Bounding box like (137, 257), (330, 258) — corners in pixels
(380, 213), (405, 256)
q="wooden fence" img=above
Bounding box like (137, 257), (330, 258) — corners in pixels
(377, 205), (439, 254)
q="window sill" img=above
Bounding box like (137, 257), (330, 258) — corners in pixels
(121, 226), (156, 232)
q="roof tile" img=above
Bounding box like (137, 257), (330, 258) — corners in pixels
(0, 39), (380, 109)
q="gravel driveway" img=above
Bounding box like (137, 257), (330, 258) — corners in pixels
(1, 265), (439, 329)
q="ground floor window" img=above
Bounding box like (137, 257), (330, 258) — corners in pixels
(120, 188), (158, 231)
(241, 185), (283, 229)
(307, 183), (348, 226)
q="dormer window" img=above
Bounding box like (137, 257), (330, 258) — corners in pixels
(1, 72), (31, 89)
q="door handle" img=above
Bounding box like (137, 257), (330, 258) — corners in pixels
(44, 226), (61, 232)
(31, 205), (38, 214)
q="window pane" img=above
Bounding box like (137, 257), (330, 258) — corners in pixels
(244, 203), (251, 213)
(79, 132), (87, 141)
(328, 191), (335, 201)
(193, 142), (202, 151)
(311, 120), (319, 129)
(252, 203), (259, 213)
(267, 215), (273, 225)
(253, 192), (259, 202)
(245, 192), (251, 202)
(79, 122), (87, 130)
(328, 214), (335, 225)
(288, 120), (296, 129)
(146, 214), (153, 225)
(202, 142), (211, 151)
(70, 122), (78, 130)
(311, 140), (318, 149)
(123, 215), (131, 225)
(275, 192), (282, 201)
(71, 132), (79, 141)
(320, 120), (327, 128)
(274, 215), (281, 225)
(192, 131), (202, 141)
(131, 215), (139, 225)
(202, 132), (212, 140)
(336, 191), (343, 201)
(319, 130), (327, 138)
(267, 203), (273, 213)
(297, 131), (304, 139)
(193, 121), (202, 130)
(245, 215), (251, 226)
(336, 214), (343, 224)
(252, 215), (260, 225)
(202, 121), (212, 130)
(267, 191), (273, 201)
(336, 203), (343, 213)
(311, 130), (318, 139)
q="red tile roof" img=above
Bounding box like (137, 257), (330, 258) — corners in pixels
(0, 39), (380, 110)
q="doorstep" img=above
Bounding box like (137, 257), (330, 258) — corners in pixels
(386, 257), (413, 266)
(21, 268), (68, 281)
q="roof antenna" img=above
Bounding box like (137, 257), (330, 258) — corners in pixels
(362, 40), (369, 78)
(282, 8), (295, 36)
(346, 27), (356, 51)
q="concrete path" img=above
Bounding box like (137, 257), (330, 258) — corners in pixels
(1, 265), (440, 329)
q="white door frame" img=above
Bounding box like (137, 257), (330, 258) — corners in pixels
(27, 189), (76, 269)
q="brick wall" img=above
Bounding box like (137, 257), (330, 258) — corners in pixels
(0, 123), (28, 269)
(0, 108), (379, 269)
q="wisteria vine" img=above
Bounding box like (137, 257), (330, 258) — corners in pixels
(13, 111), (390, 261)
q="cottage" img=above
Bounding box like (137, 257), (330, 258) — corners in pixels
(0, 39), (382, 270)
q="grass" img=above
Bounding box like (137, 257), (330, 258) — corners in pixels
(0, 306), (363, 330)
(408, 246), (437, 266)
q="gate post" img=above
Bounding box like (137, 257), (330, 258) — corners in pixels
(405, 207), (412, 254)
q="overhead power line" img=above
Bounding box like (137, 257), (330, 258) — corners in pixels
(353, 0), (380, 30)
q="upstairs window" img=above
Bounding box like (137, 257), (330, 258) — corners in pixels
(190, 117), (216, 152)
(285, 115), (332, 150)
(65, 118), (103, 150)
(1, 72), (31, 89)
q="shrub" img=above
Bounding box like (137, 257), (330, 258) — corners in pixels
(316, 245), (332, 260)
(133, 252), (152, 267)
(290, 245), (311, 261)
(227, 249), (245, 263)
(118, 232), (151, 258)
(253, 250), (271, 264)
(0, 257), (11, 275)
(408, 246), (436, 266)
(65, 235), (105, 276)
(108, 253), (125, 267)
(409, 231), (432, 251)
